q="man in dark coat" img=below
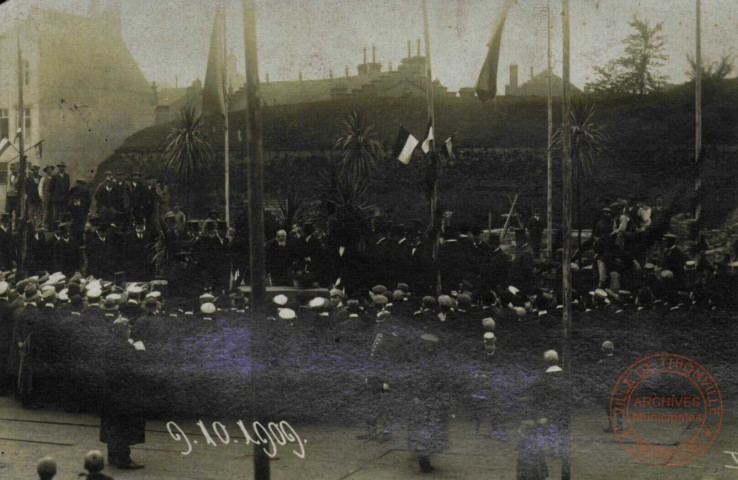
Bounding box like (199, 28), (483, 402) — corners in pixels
(94, 171), (121, 226)
(266, 229), (294, 286)
(0, 214), (14, 270)
(53, 220), (80, 276)
(0, 281), (13, 394)
(99, 318), (146, 469)
(125, 219), (155, 281)
(50, 162), (71, 223)
(25, 165), (42, 229)
(127, 172), (147, 222)
(68, 179), (91, 242)
(13, 285), (41, 408)
(192, 220), (227, 290)
(87, 223), (114, 278)
(527, 209), (545, 258)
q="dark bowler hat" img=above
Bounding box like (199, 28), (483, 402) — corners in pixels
(56, 162), (67, 168)
(44, 165), (55, 173)
(30, 164), (40, 171)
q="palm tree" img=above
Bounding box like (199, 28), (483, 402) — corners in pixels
(553, 102), (608, 248)
(332, 110), (384, 183)
(163, 106), (214, 216)
(275, 187), (317, 231)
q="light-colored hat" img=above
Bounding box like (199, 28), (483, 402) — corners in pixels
(482, 317), (496, 331)
(508, 285), (520, 295)
(602, 340), (614, 351)
(373, 295), (388, 305)
(0, 281), (8, 296)
(544, 349), (559, 363)
(58, 289), (69, 302)
(644, 263), (655, 270)
(438, 295), (454, 308)
(199, 293), (215, 303)
(278, 308), (296, 320)
(484, 332), (496, 341)
(86, 288), (102, 300)
(106, 293), (122, 304)
(595, 289), (608, 300)
(146, 291), (162, 299)
(272, 294), (288, 306)
(660, 269), (674, 279)
(684, 260), (697, 270)
(513, 306), (527, 317)
(127, 285), (143, 295)
(309, 297), (328, 309)
(329, 288), (344, 299)
(372, 285), (388, 295)
(200, 302), (216, 315)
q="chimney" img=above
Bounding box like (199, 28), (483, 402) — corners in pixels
(407, 40), (411, 59)
(530, 66), (534, 81)
(363, 47), (367, 65)
(345, 65), (349, 78)
(329, 69), (334, 80)
(510, 64), (518, 89)
(372, 45), (376, 63)
(417, 39), (421, 56)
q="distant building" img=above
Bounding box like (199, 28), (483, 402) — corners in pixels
(0, 1), (155, 198)
(154, 80), (203, 125)
(505, 64), (582, 96)
(231, 40), (456, 108)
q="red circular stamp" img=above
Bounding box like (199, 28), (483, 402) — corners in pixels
(609, 353), (723, 466)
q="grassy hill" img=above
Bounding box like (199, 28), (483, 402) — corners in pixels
(100, 79), (738, 229)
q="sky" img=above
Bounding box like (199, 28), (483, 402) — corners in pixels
(1, 0), (736, 93)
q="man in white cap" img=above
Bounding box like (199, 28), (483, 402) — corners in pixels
(329, 289), (348, 322)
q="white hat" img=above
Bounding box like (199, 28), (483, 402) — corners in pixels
(308, 297), (327, 309)
(278, 308), (296, 320)
(483, 332), (496, 340)
(595, 289), (608, 299)
(482, 317), (496, 331)
(86, 288), (102, 300)
(660, 269), (674, 279)
(200, 302), (216, 315)
(272, 294), (288, 306)
(544, 349), (559, 363)
(199, 293), (215, 302)
(513, 306), (526, 317)
(508, 286), (520, 295)
(126, 285), (143, 294)
(41, 285), (56, 294)
(106, 293), (122, 303)
(58, 289), (69, 302)
(0, 281), (8, 295)
(146, 291), (161, 299)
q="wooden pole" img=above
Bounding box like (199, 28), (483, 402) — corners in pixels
(16, 34), (27, 275)
(243, 0), (269, 478)
(224, 7), (231, 229)
(546, 0), (553, 259)
(422, 0), (440, 294)
(694, 0), (702, 223)
(560, 0), (573, 478)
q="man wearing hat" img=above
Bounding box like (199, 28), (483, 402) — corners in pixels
(50, 162), (70, 223)
(94, 171), (122, 225)
(68, 179), (91, 241)
(88, 222), (114, 279)
(25, 165), (42, 228)
(5, 163), (20, 230)
(329, 289), (349, 322)
(13, 284), (42, 408)
(125, 218), (154, 281)
(527, 209), (545, 258)
(192, 220), (227, 291)
(597, 340), (624, 432)
(0, 213), (14, 270)
(142, 175), (159, 225)
(52, 217), (79, 276)
(38, 165), (55, 230)
(127, 172), (146, 222)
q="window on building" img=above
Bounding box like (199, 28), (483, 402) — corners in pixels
(24, 108), (31, 130)
(0, 109), (8, 139)
(24, 60), (30, 86)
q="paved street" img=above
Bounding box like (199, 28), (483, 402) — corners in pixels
(1, 396), (737, 479)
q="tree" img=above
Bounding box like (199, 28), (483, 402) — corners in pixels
(587, 15), (668, 95)
(163, 106), (214, 216)
(687, 50), (736, 81)
(332, 110), (384, 183)
(553, 102), (607, 248)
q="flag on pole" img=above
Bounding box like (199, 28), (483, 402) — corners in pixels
(421, 122), (434, 154)
(13, 127), (22, 143)
(202, 6), (227, 117)
(442, 136), (454, 160)
(0, 138), (11, 156)
(475, 1), (513, 102)
(393, 126), (419, 165)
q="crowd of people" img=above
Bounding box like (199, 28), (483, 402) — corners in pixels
(2, 165), (737, 476)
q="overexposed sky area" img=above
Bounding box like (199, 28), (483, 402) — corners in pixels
(1, 0), (736, 92)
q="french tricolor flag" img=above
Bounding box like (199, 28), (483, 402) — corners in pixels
(392, 126), (419, 165)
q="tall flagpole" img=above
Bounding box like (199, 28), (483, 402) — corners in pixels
(17, 34), (28, 274)
(223, 7), (231, 229)
(242, 0), (269, 479)
(422, 0), (440, 294)
(694, 0), (702, 223)
(546, 0), (553, 259)
(560, 0), (573, 479)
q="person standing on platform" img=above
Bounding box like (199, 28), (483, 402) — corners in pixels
(527, 209), (544, 258)
(125, 218), (155, 281)
(39, 165), (55, 230)
(68, 179), (91, 243)
(5, 163), (20, 231)
(25, 165), (42, 229)
(50, 162), (70, 223)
